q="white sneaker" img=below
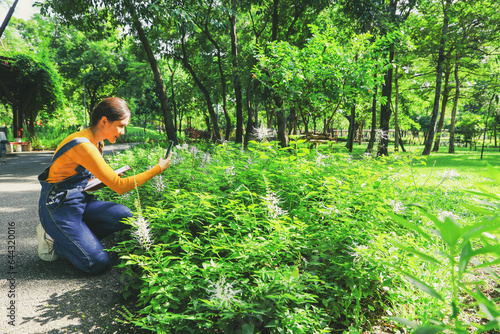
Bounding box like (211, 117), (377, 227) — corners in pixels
(37, 224), (59, 262)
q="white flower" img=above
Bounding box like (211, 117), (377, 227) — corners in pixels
(224, 166), (236, 185)
(152, 175), (166, 192)
(131, 217), (154, 251)
(199, 152), (212, 168)
(206, 276), (242, 309)
(441, 169), (460, 180)
(225, 166), (236, 176)
(438, 210), (457, 222)
(189, 146), (199, 156)
(315, 153), (328, 167)
(252, 124), (276, 141)
(261, 189), (288, 219)
(389, 200), (406, 214)
(122, 192), (132, 200)
(319, 204), (341, 217)
(176, 143), (189, 150)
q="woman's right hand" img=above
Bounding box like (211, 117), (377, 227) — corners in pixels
(158, 155), (171, 171)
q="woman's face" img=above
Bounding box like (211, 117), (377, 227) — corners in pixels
(101, 116), (130, 143)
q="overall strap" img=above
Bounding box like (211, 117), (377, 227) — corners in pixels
(51, 137), (91, 163)
(38, 137), (92, 183)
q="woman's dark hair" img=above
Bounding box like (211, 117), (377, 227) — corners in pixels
(90, 97), (131, 126)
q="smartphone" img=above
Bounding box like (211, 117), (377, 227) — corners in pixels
(164, 140), (174, 159)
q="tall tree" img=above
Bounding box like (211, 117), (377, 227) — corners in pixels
(422, 0), (451, 155)
(41, 0), (178, 143)
(179, 29), (222, 142)
(448, 52), (460, 154)
(337, 0), (417, 156)
(230, 0), (244, 143)
(0, 53), (64, 140)
(432, 59), (452, 151)
(247, 0), (329, 146)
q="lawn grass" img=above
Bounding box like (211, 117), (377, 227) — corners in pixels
(30, 124), (166, 149)
(330, 141), (500, 174)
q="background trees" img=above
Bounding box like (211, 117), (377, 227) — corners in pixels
(1, 0), (500, 155)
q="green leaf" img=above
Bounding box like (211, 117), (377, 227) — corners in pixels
(462, 203), (496, 216)
(487, 164), (500, 185)
(471, 289), (500, 319)
(390, 317), (419, 329)
(462, 221), (500, 240)
(450, 301), (459, 319)
(478, 319), (500, 333)
(392, 240), (441, 266)
(388, 213), (433, 243)
(413, 326), (445, 334)
(458, 241), (472, 274)
(438, 217), (462, 249)
(242, 323), (255, 334)
(470, 245), (500, 257)
(416, 207), (442, 227)
(403, 272), (444, 302)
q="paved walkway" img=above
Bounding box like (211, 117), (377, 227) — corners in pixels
(0, 144), (150, 333)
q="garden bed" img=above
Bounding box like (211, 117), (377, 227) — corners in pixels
(96, 141), (500, 333)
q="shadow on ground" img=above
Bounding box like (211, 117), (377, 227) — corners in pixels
(22, 273), (152, 334)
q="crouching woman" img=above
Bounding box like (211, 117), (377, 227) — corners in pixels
(37, 97), (171, 274)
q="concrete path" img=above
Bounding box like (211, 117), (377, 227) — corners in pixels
(0, 145), (150, 334)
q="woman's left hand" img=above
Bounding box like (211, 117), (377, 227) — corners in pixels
(158, 156), (171, 171)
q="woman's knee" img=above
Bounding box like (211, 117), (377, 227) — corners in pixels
(114, 203), (133, 221)
(85, 250), (110, 274)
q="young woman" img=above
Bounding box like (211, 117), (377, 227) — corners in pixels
(37, 97), (171, 274)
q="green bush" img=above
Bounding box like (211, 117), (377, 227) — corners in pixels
(97, 140), (497, 333)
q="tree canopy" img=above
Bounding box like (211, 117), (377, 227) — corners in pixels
(0, 0), (498, 154)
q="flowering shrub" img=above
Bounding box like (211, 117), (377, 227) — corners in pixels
(98, 140), (491, 333)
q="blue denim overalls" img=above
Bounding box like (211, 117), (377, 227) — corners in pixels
(38, 138), (131, 274)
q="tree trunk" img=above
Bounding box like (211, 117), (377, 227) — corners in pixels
(244, 80), (255, 146)
(423, 0), (451, 155)
(366, 77), (378, 154)
(377, 45), (395, 156)
(288, 107), (298, 135)
(433, 64), (451, 151)
(449, 56), (460, 154)
(130, 8), (177, 144)
(203, 21), (232, 141)
(271, 0), (279, 41)
(394, 65), (399, 152)
(481, 91), (497, 159)
(167, 62), (178, 133)
(276, 110), (288, 148)
(180, 33), (222, 142)
(346, 103), (356, 152)
(495, 126), (497, 148)
(358, 123), (363, 145)
(230, 2), (244, 143)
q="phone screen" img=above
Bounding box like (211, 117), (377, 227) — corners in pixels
(164, 140), (174, 159)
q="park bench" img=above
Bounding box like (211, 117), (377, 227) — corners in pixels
(8, 141), (32, 152)
(300, 132), (338, 148)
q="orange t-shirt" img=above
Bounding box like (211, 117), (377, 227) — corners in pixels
(47, 128), (162, 194)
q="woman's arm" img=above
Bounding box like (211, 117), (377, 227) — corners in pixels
(69, 143), (164, 194)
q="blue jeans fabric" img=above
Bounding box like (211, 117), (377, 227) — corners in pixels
(38, 138), (132, 274)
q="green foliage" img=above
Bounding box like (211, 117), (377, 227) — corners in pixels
(456, 113), (483, 140)
(254, 24), (388, 129)
(98, 141), (423, 333)
(95, 141), (500, 333)
(30, 123), (80, 150)
(365, 164), (500, 333)
(0, 52), (65, 138)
